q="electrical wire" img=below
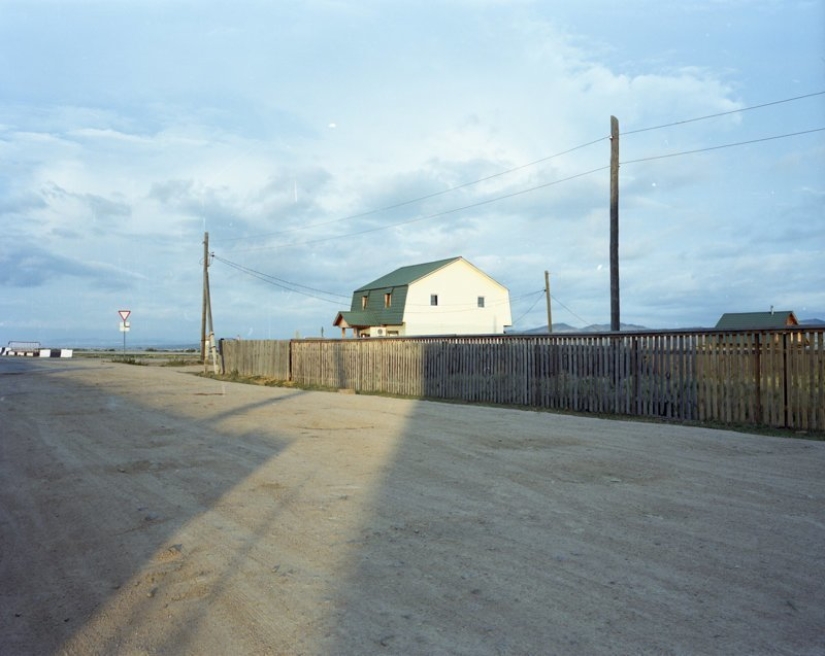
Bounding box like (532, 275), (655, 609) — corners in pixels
(225, 122), (823, 253)
(216, 252), (549, 319)
(217, 137), (609, 244)
(550, 294), (590, 327)
(623, 90), (825, 136)
(213, 255), (350, 304)
(510, 290), (546, 327)
(218, 252), (546, 311)
(209, 91), (823, 316)
(622, 127), (825, 165)
(228, 165), (610, 253)
(215, 90), (823, 248)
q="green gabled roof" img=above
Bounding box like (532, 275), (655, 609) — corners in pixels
(337, 257), (467, 329)
(355, 257), (461, 292)
(343, 285), (410, 326)
(715, 311), (798, 330)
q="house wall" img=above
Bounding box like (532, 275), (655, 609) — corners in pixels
(403, 260), (511, 335)
(363, 324), (404, 337)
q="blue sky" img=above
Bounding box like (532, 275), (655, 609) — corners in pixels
(1, 0), (824, 346)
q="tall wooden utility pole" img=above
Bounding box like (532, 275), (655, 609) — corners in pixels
(200, 232), (209, 363)
(201, 232), (218, 373)
(610, 116), (620, 332)
(544, 270), (553, 333)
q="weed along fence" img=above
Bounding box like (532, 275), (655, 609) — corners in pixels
(219, 328), (825, 431)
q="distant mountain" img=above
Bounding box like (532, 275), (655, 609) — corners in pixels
(511, 319), (825, 334)
(548, 323), (580, 333)
(578, 323), (651, 333)
(511, 322), (650, 335)
(512, 323), (577, 334)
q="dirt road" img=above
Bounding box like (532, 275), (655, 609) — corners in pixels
(1, 357), (823, 655)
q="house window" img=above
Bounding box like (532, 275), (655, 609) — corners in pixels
(430, 294), (438, 306)
(477, 296), (485, 308)
(384, 292), (392, 308)
(361, 295), (368, 310)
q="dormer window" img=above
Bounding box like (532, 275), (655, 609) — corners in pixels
(361, 295), (368, 310)
(384, 292), (392, 308)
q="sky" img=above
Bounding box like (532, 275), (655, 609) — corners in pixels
(1, 0), (824, 346)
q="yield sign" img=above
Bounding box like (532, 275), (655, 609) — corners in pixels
(118, 310), (131, 322)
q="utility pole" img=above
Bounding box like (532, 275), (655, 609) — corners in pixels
(544, 270), (553, 333)
(200, 232), (209, 363)
(205, 264), (216, 374)
(610, 115), (621, 332)
(201, 232), (218, 374)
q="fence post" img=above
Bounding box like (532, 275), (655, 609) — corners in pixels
(782, 332), (789, 428)
(632, 337), (640, 416)
(754, 333), (762, 425)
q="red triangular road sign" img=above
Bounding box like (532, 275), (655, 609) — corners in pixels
(118, 310), (131, 322)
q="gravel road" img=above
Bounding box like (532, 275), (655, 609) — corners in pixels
(1, 357), (823, 656)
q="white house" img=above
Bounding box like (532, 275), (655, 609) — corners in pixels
(333, 256), (512, 337)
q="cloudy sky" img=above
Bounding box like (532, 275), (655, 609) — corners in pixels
(1, 0), (823, 346)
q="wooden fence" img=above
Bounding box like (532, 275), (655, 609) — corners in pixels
(219, 329), (825, 431)
(219, 339), (291, 379)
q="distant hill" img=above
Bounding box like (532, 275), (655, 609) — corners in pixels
(577, 323), (652, 333)
(512, 322), (650, 335)
(511, 318), (825, 334)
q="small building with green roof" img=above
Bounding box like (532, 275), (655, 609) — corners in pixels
(714, 310), (798, 330)
(333, 256), (512, 337)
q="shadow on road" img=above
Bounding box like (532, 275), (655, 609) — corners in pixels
(1, 358), (304, 654)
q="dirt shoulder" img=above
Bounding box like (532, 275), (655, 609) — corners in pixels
(2, 357), (824, 655)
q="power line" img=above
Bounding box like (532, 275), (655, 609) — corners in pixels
(209, 92), (825, 261)
(550, 294), (590, 327)
(228, 165), (610, 253)
(205, 93), (823, 329)
(213, 255), (350, 303)
(511, 289), (548, 304)
(622, 127), (825, 165)
(216, 252), (547, 314)
(217, 137), (609, 244)
(215, 252), (550, 321)
(510, 290), (545, 327)
(623, 90), (825, 136)
(215, 90), (823, 248)
(226, 122), (823, 253)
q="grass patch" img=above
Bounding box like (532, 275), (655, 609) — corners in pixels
(111, 356), (147, 366)
(199, 371), (336, 393)
(76, 350), (200, 364)
(161, 358), (195, 367)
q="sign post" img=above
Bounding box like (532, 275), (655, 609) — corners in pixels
(118, 310), (131, 353)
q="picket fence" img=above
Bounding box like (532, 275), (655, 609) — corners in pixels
(219, 328), (825, 431)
